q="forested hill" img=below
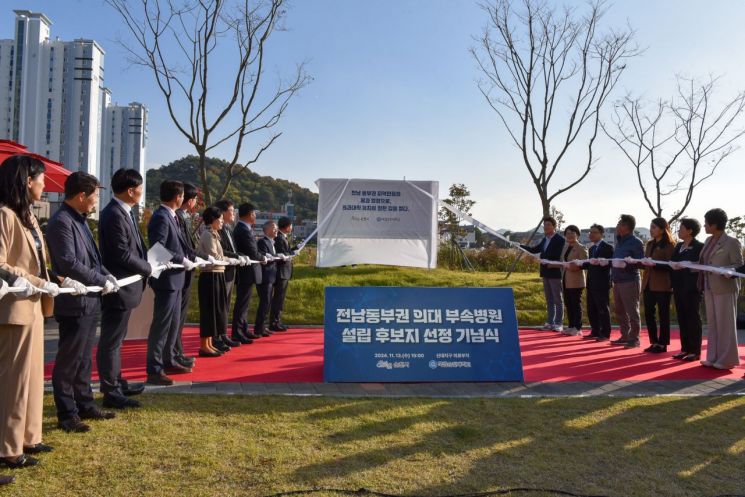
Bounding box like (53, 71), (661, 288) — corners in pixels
(145, 156), (318, 221)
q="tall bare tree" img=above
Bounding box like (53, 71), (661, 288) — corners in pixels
(603, 76), (745, 222)
(472, 0), (638, 218)
(107, 0), (311, 204)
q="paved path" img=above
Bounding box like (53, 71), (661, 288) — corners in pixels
(43, 323), (745, 399)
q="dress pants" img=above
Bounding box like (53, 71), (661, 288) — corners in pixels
(674, 289), (702, 355)
(587, 288), (611, 338)
(0, 305), (43, 458)
(172, 277), (193, 360)
(232, 275), (254, 337)
(97, 307), (133, 400)
(643, 289), (672, 346)
(542, 277), (564, 326)
(147, 289), (181, 376)
(52, 313), (98, 421)
(255, 280), (274, 331)
(613, 280), (641, 341)
(703, 289), (740, 368)
(270, 278), (290, 327)
(563, 287), (583, 330)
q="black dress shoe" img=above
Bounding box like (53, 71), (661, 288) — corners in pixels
(672, 352), (688, 359)
(23, 443), (53, 454)
(0, 475), (14, 485)
(102, 395), (141, 409)
(582, 334), (598, 340)
(232, 334), (254, 345)
(682, 353), (700, 361)
(610, 338), (628, 346)
(212, 339), (230, 352)
(79, 407), (116, 420)
(1, 454), (40, 469)
(643, 344), (658, 352)
(176, 355), (196, 368)
(121, 383), (145, 396)
(146, 373), (174, 386)
(58, 417), (90, 433)
(269, 326), (288, 332)
(624, 340), (640, 349)
(595, 336), (609, 342)
(650, 344), (667, 353)
(164, 364), (192, 375)
(198, 348), (222, 357)
(245, 332), (261, 339)
(220, 334), (240, 347)
(278, 324), (289, 331)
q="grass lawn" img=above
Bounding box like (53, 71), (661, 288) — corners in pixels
(187, 264), (548, 326)
(7, 394), (745, 497)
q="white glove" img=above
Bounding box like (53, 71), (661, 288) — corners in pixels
(42, 281), (60, 297)
(641, 257), (655, 267)
(596, 258), (609, 267)
(0, 279), (8, 300)
(12, 276), (39, 298)
(227, 258), (241, 266)
(102, 280), (118, 295)
(147, 263), (158, 277)
(105, 274), (121, 291)
(61, 277), (88, 296)
(240, 255), (250, 266)
(208, 255), (218, 264)
(624, 256), (636, 264)
(261, 256), (269, 264)
(182, 258), (197, 271)
(612, 259), (627, 269)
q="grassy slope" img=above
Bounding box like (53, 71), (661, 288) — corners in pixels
(10, 395), (745, 497)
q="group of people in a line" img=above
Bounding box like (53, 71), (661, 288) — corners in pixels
(520, 211), (744, 370)
(0, 155), (294, 485)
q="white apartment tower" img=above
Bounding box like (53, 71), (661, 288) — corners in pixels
(100, 100), (148, 207)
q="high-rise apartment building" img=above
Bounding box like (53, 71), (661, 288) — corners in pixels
(0, 10), (147, 211)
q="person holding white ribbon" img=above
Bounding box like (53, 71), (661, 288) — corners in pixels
(46, 172), (118, 433)
(609, 214), (645, 349)
(698, 208), (743, 370)
(639, 217), (675, 354)
(559, 225), (588, 336)
(0, 155), (59, 470)
(669, 218), (704, 361)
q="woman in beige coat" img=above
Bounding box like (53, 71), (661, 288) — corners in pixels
(560, 225), (588, 336)
(699, 208), (744, 370)
(0, 155), (60, 469)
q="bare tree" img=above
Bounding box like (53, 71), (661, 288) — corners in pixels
(603, 75), (745, 222)
(472, 0), (638, 218)
(107, 0), (311, 204)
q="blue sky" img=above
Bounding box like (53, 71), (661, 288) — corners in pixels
(3, 1), (745, 231)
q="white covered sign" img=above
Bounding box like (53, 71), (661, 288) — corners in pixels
(315, 178), (439, 268)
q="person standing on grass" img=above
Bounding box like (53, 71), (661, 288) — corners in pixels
(47, 172), (119, 433)
(609, 214), (645, 349)
(520, 216), (566, 332)
(559, 225), (588, 336)
(698, 208), (743, 370)
(639, 217), (675, 354)
(270, 216), (294, 332)
(582, 224), (614, 341)
(669, 218), (704, 361)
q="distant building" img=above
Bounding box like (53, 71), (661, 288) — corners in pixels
(0, 10), (147, 215)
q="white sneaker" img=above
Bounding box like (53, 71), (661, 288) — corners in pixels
(541, 323), (553, 331)
(552, 325), (564, 333)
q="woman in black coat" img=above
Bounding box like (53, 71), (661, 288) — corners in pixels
(669, 218), (705, 361)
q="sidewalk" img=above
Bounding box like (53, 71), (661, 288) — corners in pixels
(43, 322), (745, 399)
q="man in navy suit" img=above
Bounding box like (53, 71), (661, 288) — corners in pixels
(255, 221), (278, 336)
(270, 216), (294, 331)
(98, 169), (153, 409)
(520, 216), (566, 331)
(232, 203), (265, 341)
(582, 224), (615, 341)
(47, 172), (119, 433)
(146, 180), (197, 385)
(214, 199), (244, 348)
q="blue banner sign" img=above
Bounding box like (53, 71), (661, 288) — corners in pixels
(324, 287), (523, 382)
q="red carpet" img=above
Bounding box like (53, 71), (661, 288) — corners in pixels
(44, 327), (745, 383)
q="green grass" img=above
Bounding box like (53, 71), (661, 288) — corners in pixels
(187, 264), (547, 326)
(7, 394), (745, 497)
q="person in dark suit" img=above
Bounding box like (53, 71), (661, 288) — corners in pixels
(519, 216), (566, 331)
(669, 218), (705, 361)
(146, 180), (198, 385)
(46, 172), (119, 433)
(270, 216), (294, 331)
(98, 169), (153, 409)
(232, 203), (265, 341)
(172, 183), (207, 368)
(255, 221), (278, 336)
(214, 199), (244, 348)
(582, 224), (614, 341)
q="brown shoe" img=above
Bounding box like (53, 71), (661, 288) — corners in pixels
(146, 373), (174, 386)
(164, 364), (192, 375)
